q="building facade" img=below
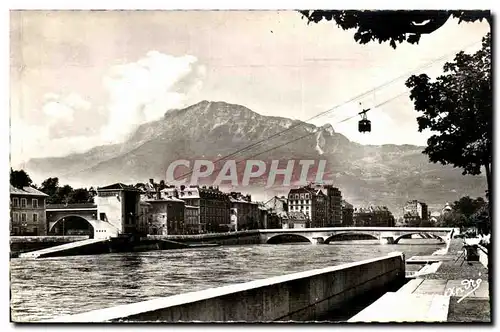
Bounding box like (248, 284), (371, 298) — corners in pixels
(311, 183), (342, 226)
(354, 206), (395, 227)
(185, 205), (201, 234)
(137, 201), (152, 235)
(288, 186), (330, 228)
(263, 196), (288, 214)
(229, 192), (260, 231)
(288, 183), (343, 227)
(282, 211), (308, 229)
(442, 202), (453, 215)
(178, 185), (230, 233)
(403, 200), (429, 220)
(341, 200), (354, 226)
(10, 185), (48, 236)
(96, 183), (142, 235)
(263, 196), (289, 229)
(145, 197), (185, 235)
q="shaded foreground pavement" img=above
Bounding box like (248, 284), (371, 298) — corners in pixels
(348, 239), (490, 323)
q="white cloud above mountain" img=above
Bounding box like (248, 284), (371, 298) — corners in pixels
(12, 51), (205, 165)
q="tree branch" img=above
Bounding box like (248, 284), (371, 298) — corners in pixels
(407, 15), (451, 34)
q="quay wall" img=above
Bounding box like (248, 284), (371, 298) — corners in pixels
(145, 230), (261, 245)
(42, 252), (405, 323)
(10, 236), (89, 257)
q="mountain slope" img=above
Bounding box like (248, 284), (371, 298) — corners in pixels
(23, 100), (487, 214)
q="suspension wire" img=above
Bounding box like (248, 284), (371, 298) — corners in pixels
(173, 39), (481, 182)
(178, 91), (407, 185)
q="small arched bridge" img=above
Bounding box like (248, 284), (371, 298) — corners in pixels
(46, 203), (118, 239)
(259, 227), (457, 244)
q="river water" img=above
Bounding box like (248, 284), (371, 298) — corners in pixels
(10, 239), (443, 322)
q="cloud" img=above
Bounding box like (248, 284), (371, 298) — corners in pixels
(101, 51), (204, 144)
(12, 51), (205, 165)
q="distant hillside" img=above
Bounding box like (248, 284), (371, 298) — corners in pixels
(24, 100), (487, 215)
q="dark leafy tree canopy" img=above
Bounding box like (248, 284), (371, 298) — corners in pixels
(437, 195), (488, 230)
(39, 176), (94, 204)
(70, 188), (94, 204)
(452, 196), (487, 219)
(300, 10), (491, 48)
(405, 33), (491, 191)
(10, 168), (33, 189)
(40, 177), (59, 198)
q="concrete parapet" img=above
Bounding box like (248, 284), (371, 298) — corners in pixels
(478, 245), (488, 269)
(42, 252), (405, 323)
(146, 230), (261, 245)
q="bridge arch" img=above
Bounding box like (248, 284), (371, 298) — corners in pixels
(266, 233), (312, 244)
(394, 232), (446, 244)
(48, 215), (95, 238)
(324, 232), (378, 244)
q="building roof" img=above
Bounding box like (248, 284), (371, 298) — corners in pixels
(356, 206), (392, 214)
(341, 200), (353, 209)
(10, 185), (48, 197)
(229, 197), (256, 204)
(145, 196), (185, 203)
(97, 183), (142, 192)
(288, 187), (315, 195)
(287, 211), (309, 221)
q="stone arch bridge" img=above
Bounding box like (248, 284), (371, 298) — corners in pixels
(259, 227), (457, 244)
(46, 203), (117, 238)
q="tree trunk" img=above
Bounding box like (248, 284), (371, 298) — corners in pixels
(484, 162), (491, 205)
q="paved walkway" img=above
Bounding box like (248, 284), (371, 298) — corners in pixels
(349, 239), (490, 323)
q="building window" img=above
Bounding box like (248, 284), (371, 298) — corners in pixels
(21, 213), (27, 222)
(21, 198), (27, 208)
(13, 213), (18, 222)
(12, 198), (19, 207)
(32, 199), (38, 208)
(33, 213), (38, 222)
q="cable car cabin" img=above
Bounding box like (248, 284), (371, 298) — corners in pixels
(358, 119), (371, 133)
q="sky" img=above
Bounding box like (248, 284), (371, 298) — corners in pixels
(10, 10), (490, 166)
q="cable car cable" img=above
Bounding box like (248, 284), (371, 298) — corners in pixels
(173, 39), (481, 182)
(195, 92), (409, 180)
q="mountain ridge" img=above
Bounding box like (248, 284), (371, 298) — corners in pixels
(22, 100), (487, 214)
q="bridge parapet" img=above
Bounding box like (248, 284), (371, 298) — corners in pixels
(46, 203), (97, 210)
(259, 227), (454, 244)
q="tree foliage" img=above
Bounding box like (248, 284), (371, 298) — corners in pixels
(10, 168), (33, 189)
(40, 177), (59, 199)
(452, 196), (486, 219)
(40, 176), (94, 204)
(437, 196), (488, 230)
(405, 33), (492, 196)
(299, 10), (491, 48)
(70, 188), (94, 204)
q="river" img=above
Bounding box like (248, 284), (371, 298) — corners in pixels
(10, 239), (443, 322)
